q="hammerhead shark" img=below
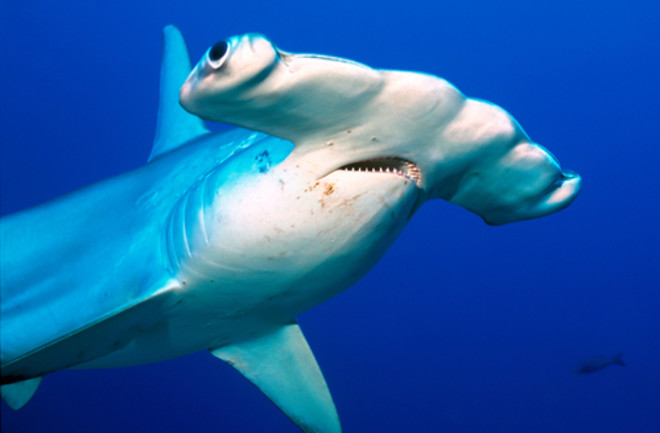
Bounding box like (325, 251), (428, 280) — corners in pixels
(0, 26), (580, 432)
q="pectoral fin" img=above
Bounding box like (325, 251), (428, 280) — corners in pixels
(211, 323), (341, 433)
(1, 377), (42, 409)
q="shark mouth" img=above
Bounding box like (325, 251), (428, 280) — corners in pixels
(338, 157), (421, 185)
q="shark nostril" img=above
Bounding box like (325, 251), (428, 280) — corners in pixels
(339, 157), (421, 184)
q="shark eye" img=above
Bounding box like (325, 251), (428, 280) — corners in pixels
(208, 40), (229, 67)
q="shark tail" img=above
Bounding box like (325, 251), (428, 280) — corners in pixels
(1, 377), (42, 409)
(612, 351), (626, 367)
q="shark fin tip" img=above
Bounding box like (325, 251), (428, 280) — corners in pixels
(1, 377), (42, 410)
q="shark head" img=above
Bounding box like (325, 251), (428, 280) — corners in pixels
(181, 33), (580, 225)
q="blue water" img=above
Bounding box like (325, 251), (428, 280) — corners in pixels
(1, 0), (658, 432)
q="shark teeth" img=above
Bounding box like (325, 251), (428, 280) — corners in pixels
(338, 157), (421, 184)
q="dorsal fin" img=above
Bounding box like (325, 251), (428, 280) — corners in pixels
(149, 25), (208, 161)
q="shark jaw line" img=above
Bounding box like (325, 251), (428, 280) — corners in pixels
(335, 157), (421, 185)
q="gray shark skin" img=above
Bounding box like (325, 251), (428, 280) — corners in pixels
(0, 26), (580, 432)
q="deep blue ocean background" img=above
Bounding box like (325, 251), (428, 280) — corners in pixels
(1, 1), (658, 432)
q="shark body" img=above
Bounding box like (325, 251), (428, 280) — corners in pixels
(0, 27), (580, 432)
(574, 352), (626, 375)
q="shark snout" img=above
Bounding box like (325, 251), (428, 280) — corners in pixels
(482, 167), (582, 225)
(538, 169), (581, 212)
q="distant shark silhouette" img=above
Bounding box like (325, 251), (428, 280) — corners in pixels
(574, 352), (626, 375)
(0, 26), (581, 432)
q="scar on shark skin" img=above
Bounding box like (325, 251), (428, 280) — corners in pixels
(304, 182), (321, 193)
(323, 184), (336, 196)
